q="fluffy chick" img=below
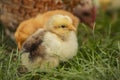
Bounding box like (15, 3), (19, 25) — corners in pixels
(15, 10), (79, 50)
(21, 15), (78, 70)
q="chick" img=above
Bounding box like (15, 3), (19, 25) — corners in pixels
(94, 0), (120, 10)
(94, 0), (111, 10)
(94, 0), (120, 14)
(94, 0), (120, 23)
(21, 15), (78, 70)
(15, 10), (79, 49)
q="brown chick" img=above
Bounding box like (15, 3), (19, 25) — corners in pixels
(15, 10), (79, 49)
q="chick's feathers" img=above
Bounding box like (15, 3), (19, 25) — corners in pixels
(15, 10), (79, 49)
(21, 15), (78, 70)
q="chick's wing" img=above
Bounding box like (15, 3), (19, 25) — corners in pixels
(21, 29), (47, 60)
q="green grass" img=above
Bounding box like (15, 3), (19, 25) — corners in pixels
(0, 11), (120, 80)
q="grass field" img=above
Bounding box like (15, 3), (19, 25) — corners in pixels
(0, 11), (120, 80)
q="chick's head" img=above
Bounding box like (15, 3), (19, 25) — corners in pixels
(45, 15), (76, 38)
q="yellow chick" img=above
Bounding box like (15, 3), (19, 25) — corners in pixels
(94, 0), (120, 22)
(15, 10), (79, 50)
(94, 0), (120, 10)
(21, 15), (78, 70)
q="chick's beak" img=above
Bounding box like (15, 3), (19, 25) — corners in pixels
(69, 25), (76, 31)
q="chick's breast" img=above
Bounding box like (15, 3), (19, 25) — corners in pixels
(43, 31), (78, 61)
(42, 32), (62, 56)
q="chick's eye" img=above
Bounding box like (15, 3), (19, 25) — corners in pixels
(60, 25), (66, 28)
